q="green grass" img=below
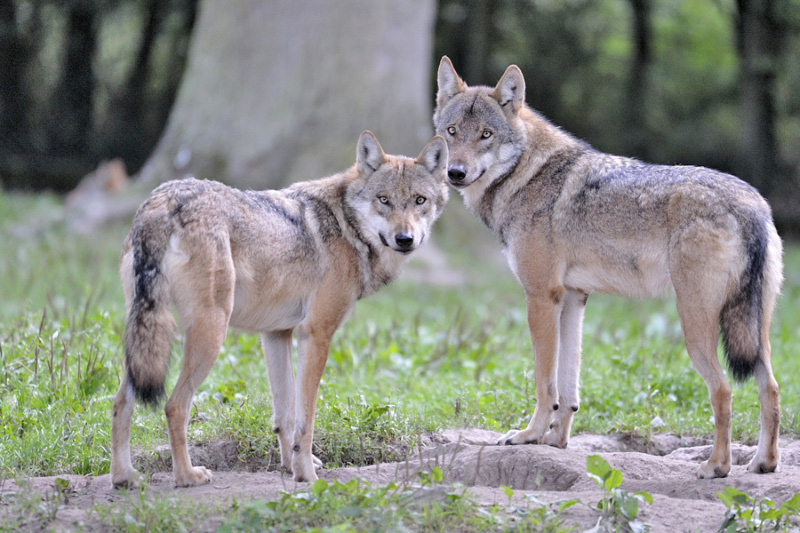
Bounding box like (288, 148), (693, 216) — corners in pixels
(1, 189), (800, 482)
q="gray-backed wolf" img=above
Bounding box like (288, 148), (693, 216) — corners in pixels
(434, 56), (783, 479)
(111, 131), (449, 487)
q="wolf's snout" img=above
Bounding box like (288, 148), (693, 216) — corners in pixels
(448, 165), (466, 183)
(395, 233), (414, 250)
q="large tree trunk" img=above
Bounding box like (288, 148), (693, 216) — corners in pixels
(624, 0), (652, 161)
(736, 0), (781, 195)
(47, 2), (97, 155)
(137, 0), (437, 190)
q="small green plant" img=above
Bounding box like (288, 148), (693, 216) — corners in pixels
(586, 455), (653, 533)
(717, 486), (800, 533)
(92, 479), (215, 532)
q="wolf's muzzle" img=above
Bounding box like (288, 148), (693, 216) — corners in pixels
(395, 232), (413, 251)
(447, 165), (467, 185)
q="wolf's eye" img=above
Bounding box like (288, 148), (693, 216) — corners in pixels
(482, 129), (492, 139)
(416, 196), (426, 205)
(447, 126), (456, 136)
(378, 195), (389, 204)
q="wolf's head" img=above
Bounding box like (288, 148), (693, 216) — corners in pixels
(433, 56), (527, 196)
(347, 131), (449, 256)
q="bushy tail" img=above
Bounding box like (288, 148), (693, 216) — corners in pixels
(123, 217), (175, 407)
(719, 216), (772, 382)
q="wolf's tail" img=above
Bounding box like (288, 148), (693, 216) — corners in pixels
(123, 212), (175, 407)
(719, 215), (781, 381)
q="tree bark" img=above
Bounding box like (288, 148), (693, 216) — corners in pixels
(736, 0), (781, 194)
(47, 2), (98, 155)
(137, 0), (437, 190)
(625, 0), (652, 160)
(0, 1), (31, 153)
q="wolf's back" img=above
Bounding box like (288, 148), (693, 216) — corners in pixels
(122, 202), (175, 407)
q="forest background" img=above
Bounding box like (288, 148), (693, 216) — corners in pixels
(1, 0), (799, 235)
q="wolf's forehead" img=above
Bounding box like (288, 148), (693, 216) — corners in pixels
(373, 160), (439, 192)
(438, 91), (506, 129)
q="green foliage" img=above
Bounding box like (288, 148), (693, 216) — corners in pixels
(717, 487), (800, 533)
(2, 193), (800, 481)
(92, 480), (217, 532)
(586, 455), (653, 532)
(219, 473), (480, 532)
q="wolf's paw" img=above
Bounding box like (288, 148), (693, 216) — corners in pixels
(292, 459), (319, 483)
(696, 460), (730, 479)
(747, 456), (779, 474)
(497, 429), (543, 446)
(111, 468), (140, 490)
(312, 454), (323, 469)
(541, 429), (569, 449)
(174, 466), (214, 487)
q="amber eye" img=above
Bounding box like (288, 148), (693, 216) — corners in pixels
(447, 126), (456, 135)
(378, 195), (389, 204)
(482, 129), (492, 139)
(416, 196), (426, 205)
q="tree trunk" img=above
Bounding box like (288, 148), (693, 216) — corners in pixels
(736, 0), (781, 194)
(625, 0), (652, 160)
(0, 1), (31, 153)
(137, 0), (437, 190)
(47, 2), (97, 155)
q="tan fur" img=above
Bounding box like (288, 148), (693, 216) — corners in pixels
(434, 56), (784, 479)
(111, 131), (448, 487)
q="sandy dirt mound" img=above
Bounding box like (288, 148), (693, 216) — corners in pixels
(4, 431), (800, 532)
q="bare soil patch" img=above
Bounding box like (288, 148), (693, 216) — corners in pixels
(4, 430), (800, 532)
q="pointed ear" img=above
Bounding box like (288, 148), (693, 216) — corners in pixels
(356, 131), (386, 176)
(491, 64), (525, 116)
(436, 56), (466, 110)
(416, 135), (448, 179)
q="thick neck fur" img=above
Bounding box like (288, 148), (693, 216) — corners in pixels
(462, 106), (585, 233)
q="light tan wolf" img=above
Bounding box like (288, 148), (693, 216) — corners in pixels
(434, 56), (783, 479)
(110, 131), (449, 487)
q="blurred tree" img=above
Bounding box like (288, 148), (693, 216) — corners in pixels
(736, 0), (783, 195)
(0, 0), (32, 153)
(0, 0), (197, 191)
(46, 1), (97, 155)
(137, 0), (437, 190)
(624, 0), (653, 160)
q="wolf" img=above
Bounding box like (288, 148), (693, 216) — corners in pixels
(434, 56), (783, 479)
(110, 131), (449, 487)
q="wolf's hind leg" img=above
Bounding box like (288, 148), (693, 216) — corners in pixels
(543, 289), (586, 448)
(749, 350), (780, 473)
(166, 311), (229, 487)
(674, 281), (732, 479)
(111, 373), (138, 488)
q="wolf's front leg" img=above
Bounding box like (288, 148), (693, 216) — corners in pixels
(499, 289), (563, 446)
(543, 289), (586, 448)
(291, 326), (334, 482)
(261, 330), (297, 472)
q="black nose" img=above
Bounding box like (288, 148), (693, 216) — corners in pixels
(395, 233), (413, 249)
(448, 165), (466, 182)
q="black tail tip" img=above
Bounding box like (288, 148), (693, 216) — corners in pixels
(127, 368), (166, 408)
(726, 355), (757, 382)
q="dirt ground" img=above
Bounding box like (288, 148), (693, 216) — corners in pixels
(4, 429), (800, 532)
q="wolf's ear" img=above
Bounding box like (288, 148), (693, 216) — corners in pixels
(356, 131), (386, 177)
(436, 56), (466, 110)
(416, 135), (448, 180)
(492, 64), (525, 116)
